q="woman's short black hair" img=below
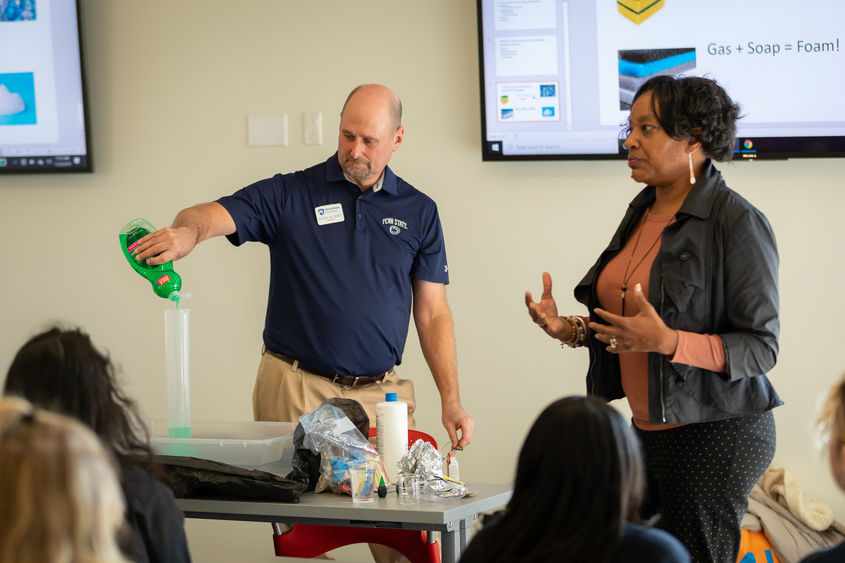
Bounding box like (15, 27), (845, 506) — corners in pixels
(632, 75), (741, 162)
(466, 396), (645, 563)
(3, 326), (152, 466)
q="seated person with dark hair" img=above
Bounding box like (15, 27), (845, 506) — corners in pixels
(460, 396), (689, 563)
(4, 326), (191, 563)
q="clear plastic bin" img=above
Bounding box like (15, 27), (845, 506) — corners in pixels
(150, 420), (296, 475)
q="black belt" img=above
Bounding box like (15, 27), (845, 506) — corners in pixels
(264, 349), (389, 387)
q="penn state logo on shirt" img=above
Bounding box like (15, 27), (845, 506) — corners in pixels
(382, 217), (408, 236)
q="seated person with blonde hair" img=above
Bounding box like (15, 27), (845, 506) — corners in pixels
(0, 396), (130, 563)
(800, 375), (845, 562)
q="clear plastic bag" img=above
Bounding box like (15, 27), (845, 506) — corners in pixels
(298, 403), (385, 494)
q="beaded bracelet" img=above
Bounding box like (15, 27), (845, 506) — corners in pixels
(561, 315), (588, 348)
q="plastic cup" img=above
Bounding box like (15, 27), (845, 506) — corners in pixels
(349, 460), (377, 503)
(396, 473), (420, 505)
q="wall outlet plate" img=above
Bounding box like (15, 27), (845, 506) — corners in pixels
(303, 112), (323, 145)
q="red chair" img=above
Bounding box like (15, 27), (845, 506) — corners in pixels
(272, 429), (441, 562)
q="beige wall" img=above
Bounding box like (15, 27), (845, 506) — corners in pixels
(1, 1), (844, 560)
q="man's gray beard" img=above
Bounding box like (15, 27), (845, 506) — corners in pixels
(343, 160), (371, 181)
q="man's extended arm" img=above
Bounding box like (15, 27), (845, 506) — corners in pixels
(412, 278), (474, 450)
(133, 202), (236, 266)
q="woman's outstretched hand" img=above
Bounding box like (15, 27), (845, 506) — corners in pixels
(590, 283), (678, 355)
(525, 272), (570, 341)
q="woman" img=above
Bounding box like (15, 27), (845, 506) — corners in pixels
(4, 327), (191, 563)
(459, 396), (689, 563)
(800, 375), (845, 562)
(525, 76), (781, 562)
(0, 396), (130, 563)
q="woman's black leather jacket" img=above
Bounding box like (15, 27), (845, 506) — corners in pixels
(575, 161), (782, 424)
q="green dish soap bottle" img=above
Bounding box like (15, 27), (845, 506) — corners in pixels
(119, 218), (182, 302)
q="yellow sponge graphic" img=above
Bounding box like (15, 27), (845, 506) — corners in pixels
(618, 0), (665, 24)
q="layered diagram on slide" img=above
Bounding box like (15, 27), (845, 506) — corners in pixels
(617, 48), (696, 109)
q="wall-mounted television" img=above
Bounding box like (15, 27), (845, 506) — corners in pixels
(477, 0), (845, 161)
(0, 0), (92, 173)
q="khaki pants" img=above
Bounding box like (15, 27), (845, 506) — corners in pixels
(253, 350), (416, 429)
(254, 351), (416, 563)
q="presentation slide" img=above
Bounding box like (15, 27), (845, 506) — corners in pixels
(0, 0), (59, 144)
(0, 0), (90, 172)
(595, 0), (845, 129)
(496, 81), (561, 122)
(479, 0), (845, 158)
(494, 0), (556, 30)
(495, 36), (558, 76)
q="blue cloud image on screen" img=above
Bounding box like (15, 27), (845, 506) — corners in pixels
(542, 107), (555, 117)
(501, 108), (514, 119)
(540, 84), (556, 97)
(0, 0), (36, 21)
(0, 73), (37, 126)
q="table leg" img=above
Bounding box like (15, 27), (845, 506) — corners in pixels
(441, 529), (458, 563)
(459, 516), (474, 551)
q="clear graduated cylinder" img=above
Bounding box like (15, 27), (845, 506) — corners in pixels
(164, 308), (191, 438)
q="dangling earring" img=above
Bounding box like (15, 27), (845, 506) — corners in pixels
(688, 153), (696, 185)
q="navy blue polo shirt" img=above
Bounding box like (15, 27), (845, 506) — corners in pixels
(217, 153), (449, 376)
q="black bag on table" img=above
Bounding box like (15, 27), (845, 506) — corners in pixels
(155, 455), (308, 503)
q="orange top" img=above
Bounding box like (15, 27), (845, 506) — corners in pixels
(595, 210), (726, 430)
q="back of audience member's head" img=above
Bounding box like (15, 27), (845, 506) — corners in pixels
(817, 373), (845, 492)
(3, 326), (152, 467)
(0, 396), (129, 563)
(477, 396), (644, 563)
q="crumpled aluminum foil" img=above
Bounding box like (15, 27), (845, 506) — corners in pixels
(396, 438), (466, 500)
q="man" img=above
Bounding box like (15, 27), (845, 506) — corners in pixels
(133, 84), (473, 450)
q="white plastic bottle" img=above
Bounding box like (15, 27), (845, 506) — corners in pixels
(376, 392), (408, 484)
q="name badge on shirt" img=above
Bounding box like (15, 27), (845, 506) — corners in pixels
(314, 203), (345, 226)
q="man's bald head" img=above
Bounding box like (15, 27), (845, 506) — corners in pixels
(341, 84), (402, 131)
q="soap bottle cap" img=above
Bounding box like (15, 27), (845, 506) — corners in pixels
(385, 392), (398, 402)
